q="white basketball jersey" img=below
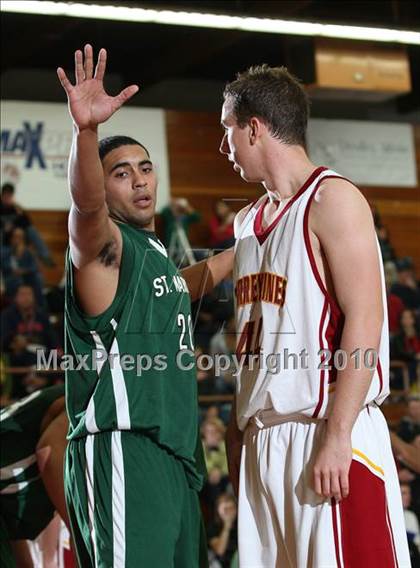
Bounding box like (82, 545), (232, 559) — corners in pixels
(233, 167), (389, 431)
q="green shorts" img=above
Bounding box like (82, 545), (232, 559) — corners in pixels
(0, 515), (16, 568)
(65, 431), (206, 568)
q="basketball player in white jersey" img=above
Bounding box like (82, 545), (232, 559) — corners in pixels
(220, 65), (410, 567)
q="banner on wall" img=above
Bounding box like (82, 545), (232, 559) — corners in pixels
(307, 119), (417, 187)
(0, 100), (170, 210)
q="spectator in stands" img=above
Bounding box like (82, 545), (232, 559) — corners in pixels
(397, 396), (420, 443)
(391, 309), (420, 383)
(385, 261), (405, 336)
(390, 430), (420, 474)
(0, 284), (61, 399)
(210, 316), (237, 393)
(0, 183), (55, 267)
(160, 197), (201, 248)
(202, 417), (229, 477)
(1, 227), (45, 306)
(207, 494), (238, 568)
(376, 225), (395, 263)
(204, 405), (221, 421)
(201, 418), (230, 521)
(391, 257), (420, 311)
(400, 482), (420, 562)
(390, 432), (420, 532)
(209, 200), (235, 250)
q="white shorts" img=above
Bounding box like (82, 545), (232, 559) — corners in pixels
(238, 404), (410, 568)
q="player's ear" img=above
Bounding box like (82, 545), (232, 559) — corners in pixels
(249, 117), (262, 145)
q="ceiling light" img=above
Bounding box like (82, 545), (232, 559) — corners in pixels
(2, 1), (419, 45)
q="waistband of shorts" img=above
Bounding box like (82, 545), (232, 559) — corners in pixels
(246, 403), (378, 431)
(247, 409), (320, 430)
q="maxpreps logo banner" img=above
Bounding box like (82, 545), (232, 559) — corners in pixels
(1, 101), (170, 210)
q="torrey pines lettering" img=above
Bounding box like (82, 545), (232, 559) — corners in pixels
(235, 272), (287, 307)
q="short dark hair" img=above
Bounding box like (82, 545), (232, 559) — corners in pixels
(223, 65), (309, 147)
(2, 183), (15, 195)
(98, 136), (150, 162)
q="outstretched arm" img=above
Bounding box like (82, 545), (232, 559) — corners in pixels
(310, 179), (384, 502)
(182, 248), (234, 302)
(57, 44), (138, 269)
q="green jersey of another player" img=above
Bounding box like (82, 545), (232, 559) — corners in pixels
(0, 385), (68, 568)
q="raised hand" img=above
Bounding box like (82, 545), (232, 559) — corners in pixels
(57, 44), (138, 130)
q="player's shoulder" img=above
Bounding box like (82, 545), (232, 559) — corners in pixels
(311, 174), (374, 230)
(313, 174), (370, 213)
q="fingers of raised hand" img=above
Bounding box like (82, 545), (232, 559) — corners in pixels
(114, 84), (139, 108)
(57, 67), (73, 93)
(84, 44), (94, 80)
(94, 48), (107, 81)
(75, 49), (85, 84)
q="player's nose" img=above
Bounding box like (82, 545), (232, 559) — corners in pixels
(133, 170), (147, 188)
(219, 134), (229, 155)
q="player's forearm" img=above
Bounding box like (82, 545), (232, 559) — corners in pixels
(389, 431), (420, 473)
(182, 248), (234, 302)
(325, 312), (382, 438)
(69, 126), (106, 213)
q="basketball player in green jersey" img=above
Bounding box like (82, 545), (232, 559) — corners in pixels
(0, 385), (69, 567)
(57, 45), (233, 567)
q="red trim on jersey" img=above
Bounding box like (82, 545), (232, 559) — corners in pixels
(313, 296), (344, 418)
(313, 298), (329, 418)
(331, 498), (343, 568)
(377, 358), (383, 398)
(304, 175), (346, 416)
(303, 176), (343, 317)
(253, 166), (328, 245)
(338, 460), (396, 567)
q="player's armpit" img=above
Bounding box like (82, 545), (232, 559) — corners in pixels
(68, 203), (120, 269)
(69, 215), (123, 316)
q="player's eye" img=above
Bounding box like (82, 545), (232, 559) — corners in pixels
(143, 167), (152, 174)
(115, 171), (128, 178)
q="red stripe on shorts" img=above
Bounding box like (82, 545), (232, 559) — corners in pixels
(331, 498), (343, 568)
(338, 460), (396, 567)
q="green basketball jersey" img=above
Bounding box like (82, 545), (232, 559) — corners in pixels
(0, 384), (65, 539)
(64, 223), (203, 489)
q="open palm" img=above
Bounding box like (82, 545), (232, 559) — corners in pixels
(57, 44), (138, 130)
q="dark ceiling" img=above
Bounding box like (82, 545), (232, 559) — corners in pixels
(1, 1), (420, 119)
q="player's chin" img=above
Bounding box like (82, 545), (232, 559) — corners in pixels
(240, 170), (261, 183)
(131, 206), (155, 228)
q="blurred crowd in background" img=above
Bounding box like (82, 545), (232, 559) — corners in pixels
(1, 183), (419, 567)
